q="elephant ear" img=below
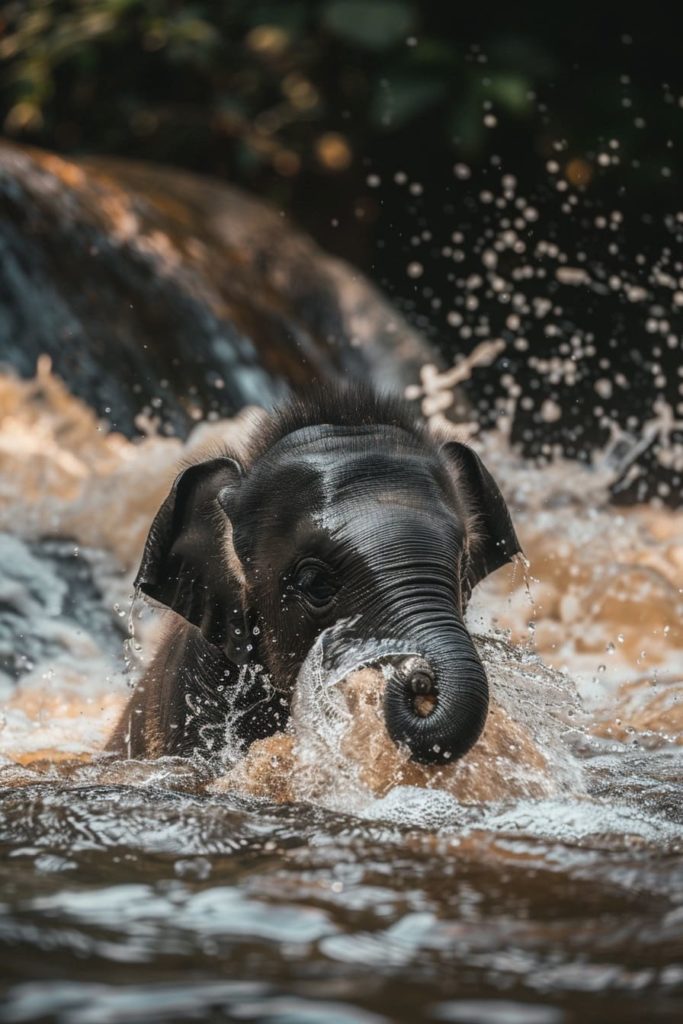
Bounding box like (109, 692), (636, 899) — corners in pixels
(135, 457), (249, 662)
(441, 441), (522, 592)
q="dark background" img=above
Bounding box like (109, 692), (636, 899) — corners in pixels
(2, 1), (682, 502)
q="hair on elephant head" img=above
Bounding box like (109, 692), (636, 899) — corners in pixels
(110, 387), (521, 763)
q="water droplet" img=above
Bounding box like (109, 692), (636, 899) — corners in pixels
(174, 857), (211, 881)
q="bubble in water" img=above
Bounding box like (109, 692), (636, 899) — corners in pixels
(174, 857), (212, 881)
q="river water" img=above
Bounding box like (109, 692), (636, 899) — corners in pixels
(0, 361), (681, 1023)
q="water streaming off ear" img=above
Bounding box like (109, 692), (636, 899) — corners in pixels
(1, 358), (681, 1024)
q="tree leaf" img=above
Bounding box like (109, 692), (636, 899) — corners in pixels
(372, 73), (445, 128)
(321, 0), (416, 51)
(487, 73), (531, 115)
(246, 2), (307, 32)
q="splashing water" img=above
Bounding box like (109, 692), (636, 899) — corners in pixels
(0, 364), (682, 1024)
(0, 361), (680, 786)
(219, 623), (587, 815)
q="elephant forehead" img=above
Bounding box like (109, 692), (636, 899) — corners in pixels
(238, 449), (464, 572)
(261, 424), (430, 474)
(328, 493), (465, 547)
(318, 453), (450, 511)
(240, 428), (463, 549)
(281, 427), (443, 485)
(265, 423), (425, 456)
(311, 459), (464, 554)
(249, 428), (444, 502)
(277, 451), (453, 531)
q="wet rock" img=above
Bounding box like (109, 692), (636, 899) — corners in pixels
(0, 534), (123, 688)
(0, 142), (440, 436)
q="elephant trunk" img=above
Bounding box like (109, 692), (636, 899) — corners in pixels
(382, 614), (489, 764)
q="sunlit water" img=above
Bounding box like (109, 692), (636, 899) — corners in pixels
(0, 364), (682, 1023)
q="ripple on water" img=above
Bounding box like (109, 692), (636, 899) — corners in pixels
(0, 368), (682, 1022)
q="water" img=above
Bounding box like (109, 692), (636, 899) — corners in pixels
(0, 363), (681, 1023)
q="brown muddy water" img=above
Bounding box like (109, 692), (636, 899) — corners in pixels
(0, 364), (682, 1024)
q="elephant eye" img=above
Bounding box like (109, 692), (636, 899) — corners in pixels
(291, 560), (338, 608)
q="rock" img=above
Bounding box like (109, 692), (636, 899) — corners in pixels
(0, 142), (440, 436)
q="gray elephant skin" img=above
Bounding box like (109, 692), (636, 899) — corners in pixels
(109, 388), (521, 765)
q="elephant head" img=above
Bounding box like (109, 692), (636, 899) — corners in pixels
(134, 388), (521, 764)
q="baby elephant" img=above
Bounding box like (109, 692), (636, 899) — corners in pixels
(109, 388), (521, 764)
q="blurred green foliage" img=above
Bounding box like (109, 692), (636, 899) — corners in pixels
(1, 2), (681, 495)
(0, 0), (548, 175)
(1, 1), (680, 266)
(2, 1), (679, 196)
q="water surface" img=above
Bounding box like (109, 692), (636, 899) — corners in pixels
(0, 367), (681, 1024)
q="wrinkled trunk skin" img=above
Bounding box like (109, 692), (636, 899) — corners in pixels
(382, 609), (489, 765)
